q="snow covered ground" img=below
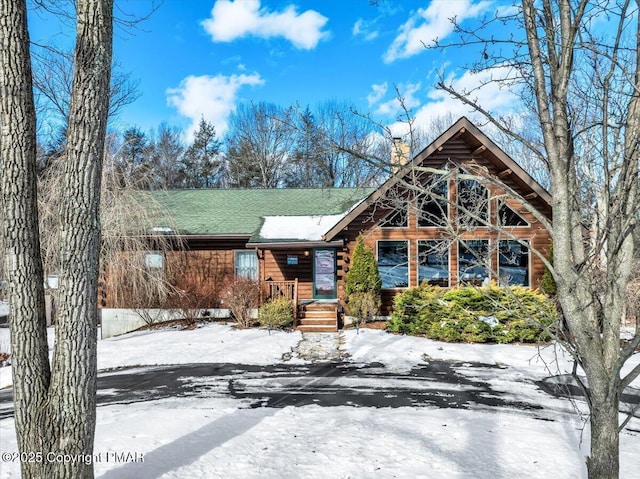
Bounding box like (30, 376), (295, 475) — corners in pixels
(0, 323), (638, 479)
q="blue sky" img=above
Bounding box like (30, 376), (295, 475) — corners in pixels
(28, 0), (518, 139)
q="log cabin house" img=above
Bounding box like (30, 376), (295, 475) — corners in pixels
(101, 117), (552, 332)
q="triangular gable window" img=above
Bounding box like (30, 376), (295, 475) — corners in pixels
(498, 203), (528, 227)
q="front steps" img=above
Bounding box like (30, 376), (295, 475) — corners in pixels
(296, 302), (338, 332)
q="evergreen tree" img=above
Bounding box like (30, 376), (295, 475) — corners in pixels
(149, 122), (185, 189)
(182, 117), (222, 188)
(37, 126), (67, 173)
(225, 140), (263, 187)
(115, 126), (152, 187)
(345, 234), (381, 323)
(287, 106), (331, 187)
(345, 234), (380, 295)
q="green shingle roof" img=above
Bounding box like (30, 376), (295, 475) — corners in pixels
(146, 188), (374, 236)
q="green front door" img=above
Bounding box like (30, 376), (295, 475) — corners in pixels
(313, 248), (336, 299)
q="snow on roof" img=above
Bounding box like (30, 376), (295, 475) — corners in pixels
(258, 214), (345, 242)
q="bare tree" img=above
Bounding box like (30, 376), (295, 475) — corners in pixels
(1, 2), (113, 479)
(32, 47), (139, 149)
(224, 102), (295, 188)
(38, 136), (183, 313)
(314, 100), (383, 187)
(406, 1), (640, 477)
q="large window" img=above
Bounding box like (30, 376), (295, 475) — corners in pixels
(380, 203), (408, 228)
(457, 174), (488, 226)
(458, 240), (490, 285)
(235, 251), (258, 281)
(418, 240), (449, 287)
(378, 241), (409, 289)
(418, 175), (449, 227)
(499, 240), (529, 286)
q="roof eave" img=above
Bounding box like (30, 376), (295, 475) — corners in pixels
(246, 239), (344, 249)
(176, 234), (252, 240)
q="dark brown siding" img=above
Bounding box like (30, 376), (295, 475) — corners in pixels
(261, 249), (314, 299)
(168, 249), (235, 306)
(101, 237), (246, 308)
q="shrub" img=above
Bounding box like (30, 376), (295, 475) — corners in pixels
(387, 282), (557, 344)
(347, 291), (380, 325)
(164, 274), (219, 326)
(345, 234), (381, 322)
(220, 277), (260, 328)
(388, 283), (443, 335)
(258, 297), (294, 329)
(443, 286), (491, 311)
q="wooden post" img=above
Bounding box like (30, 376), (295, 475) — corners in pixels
(293, 278), (299, 325)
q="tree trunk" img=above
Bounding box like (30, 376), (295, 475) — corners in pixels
(0, 1), (52, 478)
(1, 0), (113, 477)
(586, 373), (621, 479)
(39, 1), (114, 478)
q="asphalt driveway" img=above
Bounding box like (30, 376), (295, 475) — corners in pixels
(1, 359), (638, 422)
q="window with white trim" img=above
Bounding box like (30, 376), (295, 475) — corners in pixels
(378, 240), (409, 289)
(235, 251), (259, 281)
(144, 252), (164, 283)
(458, 240), (490, 285)
(418, 240), (449, 287)
(145, 252), (164, 269)
(418, 175), (449, 227)
(498, 240), (529, 286)
(498, 202), (528, 227)
(457, 174), (488, 226)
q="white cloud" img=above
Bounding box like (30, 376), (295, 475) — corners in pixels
(166, 73), (264, 138)
(384, 0), (492, 63)
(202, 0), (329, 50)
(367, 82), (388, 106)
(386, 67), (520, 137)
(374, 82), (422, 117)
(352, 18), (379, 41)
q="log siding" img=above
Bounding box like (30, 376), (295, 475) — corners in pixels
(101, 118), (552, 325)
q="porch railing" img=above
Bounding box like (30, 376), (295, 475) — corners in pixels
(262, 279), (299, 323)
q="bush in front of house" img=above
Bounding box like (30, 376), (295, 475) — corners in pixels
(258, 297), (294, 329)
(386, 282), (557, 343)
(221, 277), (260, 328)
(345, 234), (381, 323)
(347, 290), (381, 325)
